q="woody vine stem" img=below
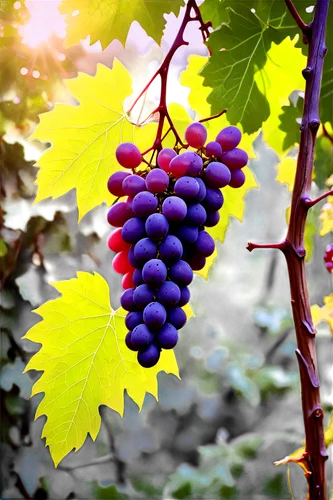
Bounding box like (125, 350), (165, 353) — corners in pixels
(248, 0), (330, 498)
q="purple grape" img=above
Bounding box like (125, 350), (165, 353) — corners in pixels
(159, 235), (183, 263)
(186, 203), (207, 226)
(178, 286), (190, 307)
(205, 141), (223, 159)
(174, 177), (200, 199)
(205, 162), (231, 188)
(133, 284), (155, 309)
(187, 254), (206, 271)
(138, 343), (160, 368)
(176, 224), (199, 244)
(108, 171), (130, 197)
(143, 302), (167, 330)
(116, 142), (142, 168)
(185, 122), (207, 148)
(193, 177), (207, 202)
(134, 238), (157, 265)
(157, 148), (177, 171)
(195, 231), (215, 257)
(125, 331), (139, 351)
(203, 187), (224, 211)
(167, 307), (187, 329)
(146, 168), (169, 193)
(132, 192), (158, 217)
(122, 174), (146, 197)
(169, 260), (193, 286)
(107, 201), (133, 227)
(229, 168), (246, 188)
(156, 323), (178, 349)
(205, 210), (220, 227)
(122, 217), (146, 244)
(221, 148), (248, 169)
(157, 281), (181, 307)
(131, 324), (155, 348)
(142, 259), (167, 287)
(128, 245), (140, 268)
(125, 311), (143, 331)
(120, 288), (136, 311)
(133, 268), (144, 286)
(168, 154), (190, 179)
(184, 152), (203, 176)
(216, 126), (241, 151)
(145, 213), (169, 241)
(162, 196), (187, 221)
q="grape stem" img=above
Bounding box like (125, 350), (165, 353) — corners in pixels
(302, 189), (333, 209)
(126, 0), (211, 153)
(199, 109), (227, 123)
(248, 1), (330, 498)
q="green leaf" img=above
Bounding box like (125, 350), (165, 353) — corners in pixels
(201, 2), (303, 133)
(59, 0), (183, 49)
(30, 60), (157, 221)
(23, 271), (179, 466)
(278, 94), (304, 151)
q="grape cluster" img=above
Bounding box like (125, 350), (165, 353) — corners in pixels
(107, 123), (248, 367)
(323, 244), (333, 273)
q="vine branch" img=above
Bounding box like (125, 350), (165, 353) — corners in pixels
(248, 1), (330, 498)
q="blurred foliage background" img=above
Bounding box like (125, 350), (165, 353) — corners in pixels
(0, 1), (332, 499)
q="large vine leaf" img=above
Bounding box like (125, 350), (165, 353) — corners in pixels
(59, 0), (183, 49)
(30, 60), (157, 221)
(201, 2), (307, 133)
(23, 272), (179, 466)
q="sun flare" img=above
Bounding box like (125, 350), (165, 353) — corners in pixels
(19, 0), (66, 48)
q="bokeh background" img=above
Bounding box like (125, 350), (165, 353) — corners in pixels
(1, 1), (332, 499)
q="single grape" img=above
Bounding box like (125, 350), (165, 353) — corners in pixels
(184, 152), (203, 177)
(116, 142), (142, 168)
(107, 228), (131, 253)
(216, 126), (241, 151)
(205, 141), (223, 159)
(185, 122), (208, 149)
(157, 148), (177, 172)
(195, 230), (215, 257)
(122, 217), (146, 244)
(133, 284), (156, 309)
(122, 174), (146, 197)
(107, 201), (133, 227)
(125, 331), (139, 351)
(131, 324), (155, 348)
(157, 281), (181, 307)
(142, 259), (167, 287)
(174, 177), (200, 199)
(186, 203), (207, 226)
(133, 268), (144, 286)
(125, 311), (143, 331)
(187, 254), (206, 271)
(202, 187), (224, 211)
(143, 302), (167, 330)
(138, 343), (160, 368)
(120, 288), (136, 311)
(128, 245), (140, 268)
(168, 154), (190, 179)
(146, 168), (169, 193)
(221, 148), (248, 169)
(145, 213), (169, 241)
(132, 191), (158, 217)
(324, 244), (333, 273)
(156, 323), (178, 349)
(205, 162), (231, 188)
(167, 307), (187, 329)
(159, 235), (183, 263)
(108, 171), (130, 197)
(205, 210), (220, 227)
(134, 238), (157, 265)
(162, 196), (187, 221)
(169, 260), (193, 286)
(122, 271), (135, 289)
(193, 177), (207, 202)
(112, 249), (133, 274)
(178, 286), (190, 307)
(229, 168), (246, 188)
(176, 224), (199, 244)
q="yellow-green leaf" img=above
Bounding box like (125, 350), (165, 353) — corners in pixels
(30, 60), (157, 221)
(276, 157), (297, 192)
(311, 294), (333, 335)
(23, 271), (179, 466)
(319, 196), (333, 236)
